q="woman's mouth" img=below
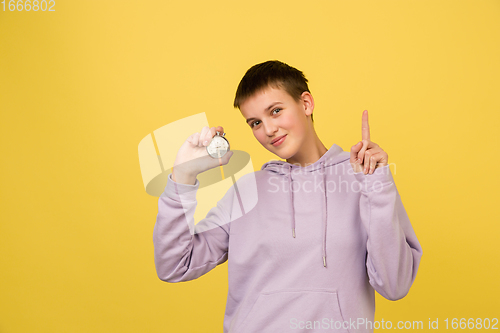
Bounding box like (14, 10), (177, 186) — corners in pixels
(271, 135), (287, 146)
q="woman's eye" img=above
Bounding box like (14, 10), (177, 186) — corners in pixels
(250, 109), (280, 128)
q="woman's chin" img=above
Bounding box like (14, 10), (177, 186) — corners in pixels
(271, 148), (295, 161)
(264, 139), (296, 160)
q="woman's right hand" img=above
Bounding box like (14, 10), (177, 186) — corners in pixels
(172, 126), (233, 184)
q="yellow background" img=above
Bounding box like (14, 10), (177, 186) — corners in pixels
(1, 0), (499, 332)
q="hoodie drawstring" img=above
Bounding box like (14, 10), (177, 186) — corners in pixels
(262, 145), (348, 269)
(289, 165), (296, 238)
(321, 161), (328, 268)
(288, 162), (328, 268)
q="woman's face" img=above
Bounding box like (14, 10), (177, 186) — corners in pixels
(239, 85), (314, 160)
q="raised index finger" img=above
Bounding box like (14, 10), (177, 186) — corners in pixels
(362, 110), (370, 141)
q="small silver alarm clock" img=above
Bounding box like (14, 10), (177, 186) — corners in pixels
(206, 131), (230, 158)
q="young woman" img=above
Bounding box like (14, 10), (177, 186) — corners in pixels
(153, 60), (423, 333)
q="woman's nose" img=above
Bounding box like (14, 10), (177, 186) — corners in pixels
(263, 121), (278, 136)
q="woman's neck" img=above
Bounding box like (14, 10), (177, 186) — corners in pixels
(286, 131), (328, 167)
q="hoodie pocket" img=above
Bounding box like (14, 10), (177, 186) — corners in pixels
(233, 289), (350, 333)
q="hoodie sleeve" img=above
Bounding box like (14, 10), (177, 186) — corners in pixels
(353, 164), (423, 301)
(153, 173), (232, 283)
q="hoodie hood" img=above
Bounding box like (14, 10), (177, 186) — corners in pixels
(260, 143), (351, 268)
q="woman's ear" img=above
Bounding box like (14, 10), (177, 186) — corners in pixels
(301, 91), (314, 117)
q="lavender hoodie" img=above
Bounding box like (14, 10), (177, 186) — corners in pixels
(153, 143), (423, 333)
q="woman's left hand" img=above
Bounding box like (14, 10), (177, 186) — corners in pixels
(350, 110), (389, 174)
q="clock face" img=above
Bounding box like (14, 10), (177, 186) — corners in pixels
(207, 136), (229, 158)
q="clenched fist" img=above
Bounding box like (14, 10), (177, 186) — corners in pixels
(172, 126), (233, 184)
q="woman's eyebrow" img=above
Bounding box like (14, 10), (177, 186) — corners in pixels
(245, 102), (283, 124)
